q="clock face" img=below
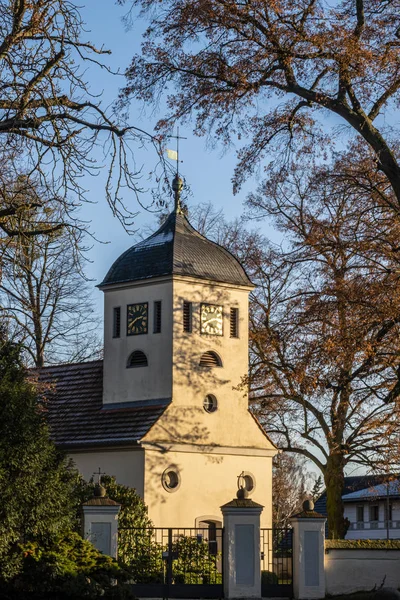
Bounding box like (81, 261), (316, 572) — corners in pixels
(201, 304), (223, 336)
(127, 303), (148, 335)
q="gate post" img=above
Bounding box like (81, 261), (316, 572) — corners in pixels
(82, 482), (121, 559)
(221, 488), (263, 599)
(289, 500), (326, 600)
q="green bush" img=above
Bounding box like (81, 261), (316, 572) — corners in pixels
(1, 531), (135, 600)
(171, 536), (222, 585)
(120, 528), (164, 583)
(261, 570), (279, 585)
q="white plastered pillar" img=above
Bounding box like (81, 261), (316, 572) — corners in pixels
(82, 485), (121, 559)
(289, 500), (326, 600)
(221, 491), (263, 599)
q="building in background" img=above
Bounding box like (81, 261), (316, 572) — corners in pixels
(314, 475), (400, 539)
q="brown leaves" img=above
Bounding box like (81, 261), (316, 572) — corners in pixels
(124, 0), (400, 201)
(246, 151), (400, 479)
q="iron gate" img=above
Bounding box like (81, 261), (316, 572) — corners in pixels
(260, 527), (293, 597)
(119, 527), (223, 598)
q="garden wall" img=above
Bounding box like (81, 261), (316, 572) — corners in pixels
(325, 544), (400, 595)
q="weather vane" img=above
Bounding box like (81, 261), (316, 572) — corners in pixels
(166, 127), (187, 178)
(166, 127), (187, 211)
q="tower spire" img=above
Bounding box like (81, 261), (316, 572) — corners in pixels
(172, 172), (183, 213)
(167, 127), (187, 213)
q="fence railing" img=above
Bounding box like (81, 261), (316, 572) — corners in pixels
(350, 520), (400, 531)
(260, 528), (293, 586)
(118, 527), (223, 586)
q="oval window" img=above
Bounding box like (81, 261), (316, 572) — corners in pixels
(203, 394), (218, 413)
(161, 467), (181, 492)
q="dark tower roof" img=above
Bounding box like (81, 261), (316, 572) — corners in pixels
(99, 210), (252, 288)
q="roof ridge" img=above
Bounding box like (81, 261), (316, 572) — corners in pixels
(35, 359), (103, 371)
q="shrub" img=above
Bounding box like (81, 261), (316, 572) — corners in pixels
(171, 536), (222, 585)
(1, 531), (135, 600)
(262, 570), (279, 585)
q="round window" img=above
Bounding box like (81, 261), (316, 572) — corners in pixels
(238, 471), (256, 495)
(203, 394), (218, 413)
(161, 467), (181, 492)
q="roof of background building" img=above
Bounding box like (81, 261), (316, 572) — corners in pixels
(314, 475), (400, 537)
(99, 210), (252, 288)
(314, 474), (400, 532)
(342, 480), (400, 501)
(36, 360), (169, 449)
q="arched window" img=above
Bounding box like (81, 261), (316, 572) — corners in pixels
(199, 351), (222, 368)
(127, 350), (148, 368)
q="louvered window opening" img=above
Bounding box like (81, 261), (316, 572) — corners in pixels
(230, 307), (239, 338)
(127, 350), (148, 368)
(153, 300), (162, 333)
(183, 301), (192, 332)
(200, 351), (222, 368)
(113, 307), (121, 338)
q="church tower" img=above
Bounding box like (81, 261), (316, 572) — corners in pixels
(99, 176), (252, 419)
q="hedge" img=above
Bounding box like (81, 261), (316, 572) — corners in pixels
(325, 539), (400, 550)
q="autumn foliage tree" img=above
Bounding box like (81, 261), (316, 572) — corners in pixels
(246, 164), (400, 538)
(123, 0), (400, 213)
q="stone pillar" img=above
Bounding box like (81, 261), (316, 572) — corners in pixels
(82, 483), (121, 559)
(289, 500), (326, 600)
(221, 489), (263, 599)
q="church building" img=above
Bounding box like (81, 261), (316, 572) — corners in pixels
(41, 176), (277, 528)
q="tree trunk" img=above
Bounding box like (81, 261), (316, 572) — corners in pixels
(324, 453), (346, 539)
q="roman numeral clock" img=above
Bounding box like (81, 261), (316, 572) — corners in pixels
(127, 303), (148, 335)
(200, 303), (223, 335)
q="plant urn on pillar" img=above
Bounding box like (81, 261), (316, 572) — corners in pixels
(82, 481), (121, 559)
(221, 485), (264, 599)
(289, 499), (326, 600)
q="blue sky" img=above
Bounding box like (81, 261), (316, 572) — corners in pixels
(77, 2), (264, 313)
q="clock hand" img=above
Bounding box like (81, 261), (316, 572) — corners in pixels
(206, 317), (220, 324)
(129, 315), (142, 327)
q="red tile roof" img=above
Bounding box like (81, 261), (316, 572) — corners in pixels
(37, 360), (169, 449)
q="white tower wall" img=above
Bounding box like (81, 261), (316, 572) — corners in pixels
(102, 279), (173, 404)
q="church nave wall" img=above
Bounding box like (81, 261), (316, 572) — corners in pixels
(143, 447), (273, 529)
(69, 447), (145, 496)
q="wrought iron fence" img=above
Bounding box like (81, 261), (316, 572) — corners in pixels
(119, 527), (223, 591)
(260, 527), (293, 597)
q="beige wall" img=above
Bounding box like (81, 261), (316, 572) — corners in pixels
(102, 279), (173, 404)
(325, 548), (400, 594)
(69, 448), (145, 496)
(143, 446), (273, 528)
(144, 276), (274, 450)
